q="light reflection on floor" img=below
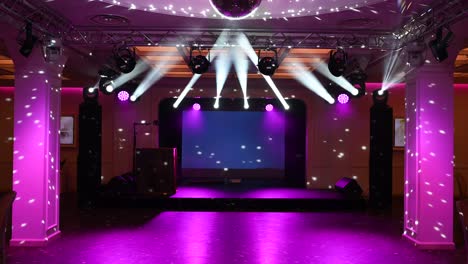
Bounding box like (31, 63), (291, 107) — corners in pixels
(8, 206), (464, 264)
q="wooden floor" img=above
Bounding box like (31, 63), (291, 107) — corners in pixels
(7, 195), (465, 264)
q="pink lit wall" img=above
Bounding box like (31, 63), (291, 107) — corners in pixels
(2, 82), (468, 197)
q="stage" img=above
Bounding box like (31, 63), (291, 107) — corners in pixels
(98, 183), (366, 211)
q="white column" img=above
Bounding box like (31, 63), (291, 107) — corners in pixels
(403, 62), (455, 249)
(6, 37), (66, 246)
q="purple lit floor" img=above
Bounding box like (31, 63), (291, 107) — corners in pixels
(172, 185), (345, 199)
(8, 196), (465, 264)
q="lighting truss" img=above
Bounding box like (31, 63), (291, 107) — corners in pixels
(1, 0), (466, 51)
(393, 0), (467, 48)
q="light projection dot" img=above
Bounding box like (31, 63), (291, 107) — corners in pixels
(241, 145), (246, 149)
(117, 90), (130, 102)
(216, 161), (221, 164)
(337, 94), (349, 104)
(28, 199), (35, 204)
(21, 223), (27, 228)
(256, 159), (262, 163)
(223, 168), (229, 171)
(256, 146), (262, 150)
(265, 104), (274, 111)
(352, 175), (358, 180)
(328, 185), (333, 189)
(163, 162), (168, 166)
(18, 156), (24, 160)
(26, 112), (32, 117)
(192, 103), (201, 111)
(361, 146), (367, 150)
(312, 177), (317, 181)
(197, 151), (202, 155)
(118, 128), (123, 132)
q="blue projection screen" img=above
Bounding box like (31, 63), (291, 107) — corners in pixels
(182, 110), (285, 178)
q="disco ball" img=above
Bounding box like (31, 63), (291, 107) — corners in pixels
(209, 0), (262, 20)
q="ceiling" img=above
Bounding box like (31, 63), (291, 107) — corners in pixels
(0, 0), (466, 87)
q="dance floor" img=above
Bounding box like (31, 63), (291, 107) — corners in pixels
(8, 195), (464, 264)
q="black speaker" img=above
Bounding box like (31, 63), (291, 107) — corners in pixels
(135, 148), (177, 196)
(77, 97), (102, 207)
(369, 95), (393, 209)
(335, 177), (363, 197)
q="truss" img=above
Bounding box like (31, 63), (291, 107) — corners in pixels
(1, 0), (467, 50)
(394, 0), (468, 46)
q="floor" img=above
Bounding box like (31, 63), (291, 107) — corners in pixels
(7, 196), (466, 264)
(172, 185), (346, 199)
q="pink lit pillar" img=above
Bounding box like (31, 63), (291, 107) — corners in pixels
(403, 62), (455, 249)
(6, 40), (66, 246)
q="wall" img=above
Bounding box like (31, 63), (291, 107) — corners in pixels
(1, 80), (467, 196)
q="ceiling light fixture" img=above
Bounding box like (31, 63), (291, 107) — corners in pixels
(258, 49), (278, 76)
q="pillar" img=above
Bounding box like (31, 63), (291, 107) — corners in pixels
(4, 35), (66, 246)
(403, 61), (455, 249)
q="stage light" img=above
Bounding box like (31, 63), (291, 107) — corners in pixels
(328, 48), (348, 77)
(19, 21), (37, 57)
(105, 81), (115, 93)
(83, 87), (98, 102)
(190, 48), (211, 74)
(429, 27), (453, 62)
(258, 49), (278, 76)
(117, 90), (130, 102)
(209, 0), (262, 20)
(193, 103), (201, 111)
(114, 46), (136, 73)
(236, 33), (289, 110)
(130, 95), (137, 102)
(337, 94), (350, 104)
(265, 104), (274, 112)
(347, 71), (367, 98)
(373, 89), (389, 106)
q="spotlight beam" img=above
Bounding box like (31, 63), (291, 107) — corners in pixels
(173, 31), (230, 109)
(214, 49), (231, 108)
(232, 47), (249, 109)
(288, 62), (335, 104)
(112, 60), (149, 89)
(132, 66), (166, 99)
(236, 33), (290, 110)
(313, 62), (359, 96)
(173, 74), (202, 108)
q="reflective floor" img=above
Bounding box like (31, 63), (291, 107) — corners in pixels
(8, 197), (465, 264)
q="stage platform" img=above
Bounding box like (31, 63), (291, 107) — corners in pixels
(98, 183), (366, 211)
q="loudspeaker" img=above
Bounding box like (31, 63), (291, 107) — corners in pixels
(135, 148), (177, 196)
(77, 99), (102, 207)
(335, 177), (363, 197)
(369, 103), (393, 209)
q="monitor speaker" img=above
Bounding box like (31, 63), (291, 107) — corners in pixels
(335, 177), (363, 197)
(135, 148), (177, 196)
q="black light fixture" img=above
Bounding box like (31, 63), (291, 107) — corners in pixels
(83, 87), (99, 102)
(372, 89), (389, 107)
(429, 27), (453, 62)
(328, 47), (348, 77)
(114, 45), (136, 73)
(189, 47), (210, 74)
(98, 68), (119, 95)
(19, 21), (37, 57)
(347, 70), (367, 98)
(258, 49), (278, 76)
